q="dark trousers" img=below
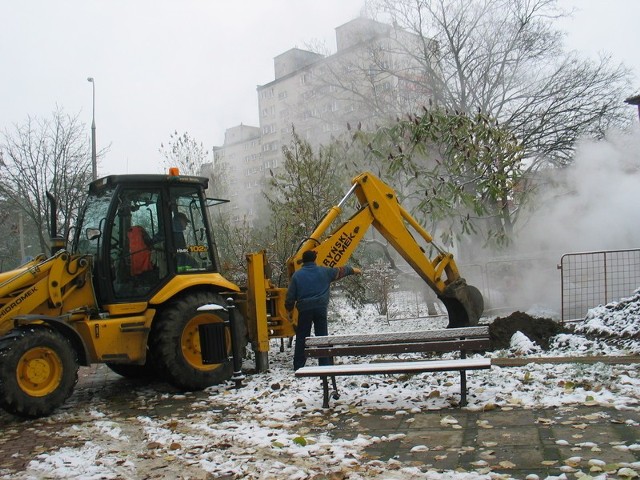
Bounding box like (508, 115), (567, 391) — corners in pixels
(293, 307), (333, 371)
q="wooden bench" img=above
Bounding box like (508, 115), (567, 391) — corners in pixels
(295, 326), (492, 408)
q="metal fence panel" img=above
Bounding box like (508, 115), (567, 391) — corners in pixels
(560, 249), (640, 321)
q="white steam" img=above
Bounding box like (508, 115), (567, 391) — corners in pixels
(519, 128), (640, 253)
(499, 127), (640, 315)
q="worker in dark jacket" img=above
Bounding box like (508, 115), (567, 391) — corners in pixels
(285, 249), (361, 371)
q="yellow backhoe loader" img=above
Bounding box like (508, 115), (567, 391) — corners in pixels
(0, 169), (482, 417)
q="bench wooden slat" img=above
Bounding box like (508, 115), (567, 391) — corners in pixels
(298, 326), (491, 408)
(305, 326), (490, 347)
(305, 338), (491, 358)
(295, 358), (491, 377)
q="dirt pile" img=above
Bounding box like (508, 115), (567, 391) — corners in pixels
(489, 311), (568, 350)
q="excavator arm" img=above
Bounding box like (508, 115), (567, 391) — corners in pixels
(287, 172), (484, 327)
(243, 171), (484, 371)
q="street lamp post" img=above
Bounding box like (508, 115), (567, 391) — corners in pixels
(87, 77), (97, 180)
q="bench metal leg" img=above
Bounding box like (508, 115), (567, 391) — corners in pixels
(459, 349), (468, 406)
(460, 370), (467, 406)
(331, 376), (340, 400)
(320, 376), (339, 408)
(321, 376), (330, 408)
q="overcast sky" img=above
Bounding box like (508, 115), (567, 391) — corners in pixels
(1, 0), (638, 177)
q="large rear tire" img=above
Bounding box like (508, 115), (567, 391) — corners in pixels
(150, 291), (246, 390)
(0, 327), (79, 418)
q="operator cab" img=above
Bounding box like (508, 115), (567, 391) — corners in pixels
(73, 170), (227, 304)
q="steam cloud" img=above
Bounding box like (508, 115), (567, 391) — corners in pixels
(501, 128), (640, 314)
(519, 128), (640, 253)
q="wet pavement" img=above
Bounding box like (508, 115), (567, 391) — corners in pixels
(348, 404), (640, 478)
(1, 365), (639, 479)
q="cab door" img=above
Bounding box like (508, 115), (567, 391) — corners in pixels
(108, 188), (169, 300)
(166, 185), (218, 274)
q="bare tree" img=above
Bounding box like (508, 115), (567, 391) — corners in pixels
(159, 131), (210, 175)
(305, 19), (422, 134)
(213, 213), (260, 284)
(361, 0), (632, 167)
(262, 130), (347, 286)
(0, 201), (23, 269)
(0, 108), (93, 255)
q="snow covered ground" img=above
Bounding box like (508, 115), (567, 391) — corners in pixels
(1, 292), (639, 480)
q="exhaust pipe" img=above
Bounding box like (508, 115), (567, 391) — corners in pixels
(46, 192), (66, 255)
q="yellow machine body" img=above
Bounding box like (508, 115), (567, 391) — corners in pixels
(0, 169), (482, 417)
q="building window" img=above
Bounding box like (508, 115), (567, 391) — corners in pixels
(262, 141), (278, 152)
(259, 88), (274, 99)
(262, 124), (276, 135)
(262, 105), (276, 117)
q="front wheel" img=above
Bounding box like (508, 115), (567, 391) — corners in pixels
(0, 327), (79, 417)
(150, 291), (246, 390)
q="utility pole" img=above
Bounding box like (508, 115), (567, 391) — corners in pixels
(87, 77), (97, 180)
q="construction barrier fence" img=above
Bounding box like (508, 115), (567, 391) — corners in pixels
(559, 248), (640, 322)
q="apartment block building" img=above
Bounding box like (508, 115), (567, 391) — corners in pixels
(210, 124), (261, 221)
(211, 17), (430, 219)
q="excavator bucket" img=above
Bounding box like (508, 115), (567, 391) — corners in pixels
(439, 279), (484, 328)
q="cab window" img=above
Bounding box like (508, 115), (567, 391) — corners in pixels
(110, 189), (168, 298)
(169, 187), (213, 273)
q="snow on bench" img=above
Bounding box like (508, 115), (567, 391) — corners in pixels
(295, 326), (492, 408)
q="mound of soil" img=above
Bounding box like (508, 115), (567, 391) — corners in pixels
(489, 311), (568, 350)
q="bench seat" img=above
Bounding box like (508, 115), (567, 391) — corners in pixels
(295, 357), (491, 376)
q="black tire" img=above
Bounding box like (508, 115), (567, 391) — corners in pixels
(150, 291), (247, 390)
(0, 327), (79, 418)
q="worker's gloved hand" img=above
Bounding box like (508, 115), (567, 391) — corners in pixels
(353, 267), (362, 275)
